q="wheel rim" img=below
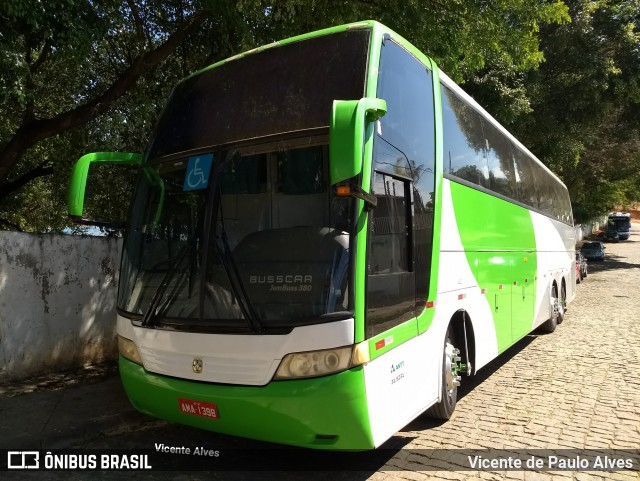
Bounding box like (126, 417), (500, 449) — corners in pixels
(551, 287), (560, 322)
(444, 341), (462, 400)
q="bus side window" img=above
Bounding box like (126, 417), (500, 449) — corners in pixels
(365, 38), (438, 336)
(369, 172), (411, 274)
(484, 121), (516, 199)
(442, 85), (488, 188)
(513, 148), (538, 209)
(367, 171), (415, 336)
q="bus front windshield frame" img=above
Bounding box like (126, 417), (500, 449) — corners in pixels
(117, 138), (356, 332)
(117, 28), (370, 332)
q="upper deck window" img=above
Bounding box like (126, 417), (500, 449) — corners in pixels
(148, 30), (370, 160)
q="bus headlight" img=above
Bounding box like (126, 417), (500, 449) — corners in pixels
(274, 346), (353, 380)
(118, 335), (143, 365)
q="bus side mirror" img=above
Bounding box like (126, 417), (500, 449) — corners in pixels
(68, 152), (143, 225)
(329, 97), (386, 185)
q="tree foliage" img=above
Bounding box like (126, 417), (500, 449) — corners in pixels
(0, 0), (637, 231)
(530, 0), (640, 222)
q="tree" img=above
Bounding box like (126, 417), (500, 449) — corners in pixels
(0, 0), (214, 230)
(0, 0), (573, 232)
(467, 0), (640, 223)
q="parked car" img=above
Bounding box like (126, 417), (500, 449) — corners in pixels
(604, 229), (620, 242)
(575, 252), (588, 282)
(580, 241), (606, 261)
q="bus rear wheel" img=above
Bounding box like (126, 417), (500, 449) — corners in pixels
(427, 328), (463, 420)
(557, 283), (566, 324)
(541, 284), (563, 333)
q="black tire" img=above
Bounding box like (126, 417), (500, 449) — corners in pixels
(427, 327), (459, 419)
(557, 282), (566, 323)
(541, 284), (562, 333)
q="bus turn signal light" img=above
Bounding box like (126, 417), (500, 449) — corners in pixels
(335, 186), (351, 196)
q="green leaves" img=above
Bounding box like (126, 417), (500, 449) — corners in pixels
(0, 0), (638, 231)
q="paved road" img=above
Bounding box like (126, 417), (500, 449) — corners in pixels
(2, 225), (639, 480)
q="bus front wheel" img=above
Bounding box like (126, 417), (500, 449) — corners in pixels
(427, 327), (462, 420)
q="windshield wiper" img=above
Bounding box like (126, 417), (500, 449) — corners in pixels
(200, 150), (265, 333)
(141, 245), (190, 328)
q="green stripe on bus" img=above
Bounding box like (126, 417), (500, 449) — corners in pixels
(449, 181), (537, 352)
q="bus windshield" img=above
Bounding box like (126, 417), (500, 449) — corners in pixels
(147, 29), (370, 160)
(118, 141), (355, 330)
(609, 215), (630, 231)
(116, 29), (370, 331)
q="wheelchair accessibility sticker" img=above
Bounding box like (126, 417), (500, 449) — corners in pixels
(183, 154), (213, 191)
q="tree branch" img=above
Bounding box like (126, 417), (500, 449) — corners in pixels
(0, 218), (24, 232)
(126, 0), (150, 47)
(0, 162), (54, 201)
(0, 9), (207, 183)
(32, 40), (52, 74)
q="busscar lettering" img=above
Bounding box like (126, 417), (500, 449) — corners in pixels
(249, 274), (312, 284)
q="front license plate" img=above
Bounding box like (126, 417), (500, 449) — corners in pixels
(178, 398), (219, 419)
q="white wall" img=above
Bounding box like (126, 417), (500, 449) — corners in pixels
(574, 215), (608, 242)
(0, 232), (122, 381)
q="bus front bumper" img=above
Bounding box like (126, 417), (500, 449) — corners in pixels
(119, 356), (374, 450)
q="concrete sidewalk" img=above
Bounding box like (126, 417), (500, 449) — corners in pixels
(0, 371), (150, 449)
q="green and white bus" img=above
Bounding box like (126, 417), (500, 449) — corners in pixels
(68, 21), (575, 450)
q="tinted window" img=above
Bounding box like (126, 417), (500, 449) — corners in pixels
(367, 171), (414, 336)
(369, 172), (411, 274)
(513, 149), (538, 208)
(484, 121), (515, 198)
(374, 42), (435, 314)
(533, 161), (555, 216)
(120, 142), (355, 329)
(221, 154), (267, 194)
(442, 86), (488, 187)
(148, 30), (370, 159)
(277, 146), (325, 194)
(442, 83), (573, 225)
(367, 39), (438, 336)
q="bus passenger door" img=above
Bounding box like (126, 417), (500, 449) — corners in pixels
(362, 169), (419, 447)
(476, 252), (512, 353)
(361, 34), (437, 447)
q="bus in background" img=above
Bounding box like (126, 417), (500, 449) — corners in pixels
(608, 212), (631, 240)
(68, 21), (575, 450)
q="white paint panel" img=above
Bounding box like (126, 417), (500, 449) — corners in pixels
(118, 315), (354, 386)
(529, 211), (575, 329)
(438, 180), (477, 292)
(364, 333), (438, 447)
(436, 179), (499, 370)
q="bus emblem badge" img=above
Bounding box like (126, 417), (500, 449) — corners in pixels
(192, 358), (203, 373)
